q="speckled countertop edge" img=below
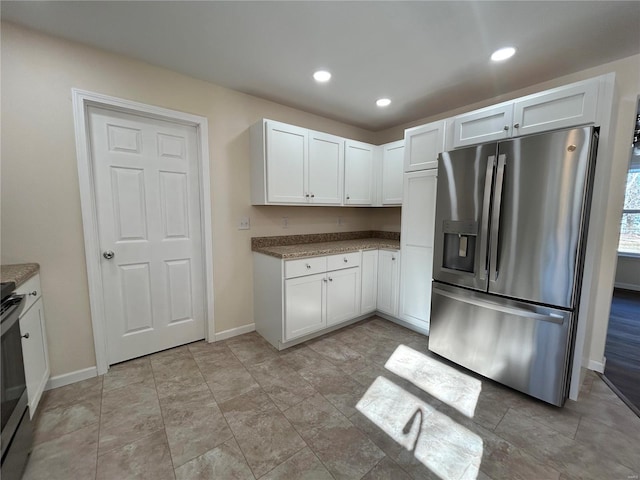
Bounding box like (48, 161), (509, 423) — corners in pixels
(253, 238), (400, 259)
(1, 263), (40, 287)
(251, 230), (399, 249)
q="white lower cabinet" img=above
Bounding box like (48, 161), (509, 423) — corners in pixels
(16, 274), (50, 418)
(377, 250), (400, 317)
(285, 273), (325, 340)
(326, 267), (361, 327)
(360, 250), (378, 314)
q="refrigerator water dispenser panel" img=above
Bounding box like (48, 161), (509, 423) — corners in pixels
(442, 220), (478, 273)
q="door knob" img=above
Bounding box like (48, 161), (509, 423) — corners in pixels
(103, 250), (115, 260)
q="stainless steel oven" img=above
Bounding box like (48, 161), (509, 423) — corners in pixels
(1, 281), (33, 480)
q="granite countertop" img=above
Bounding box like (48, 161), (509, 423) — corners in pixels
(1, 263), (40, 287)
(253, 238), (400, 259)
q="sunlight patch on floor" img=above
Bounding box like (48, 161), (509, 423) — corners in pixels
(385, 344), (482, 418)
(356, 376), (483, 480)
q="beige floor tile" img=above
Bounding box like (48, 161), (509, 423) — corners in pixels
(306, 420), (385, 480)
(247, 358), (316, 410)
(283, 393), (349, 442)
(161, 395), (233, 467)
(174, 438), (254, 480)
(225, 332), (280, 366)
(361, 456), (412, 480)
(306, 336), (370, 374)
(23, 422), (99, 480)
(96, 430), (174, 480)
(259, 447), (333, 480)
(201, 363), (260, 404)
(103, 356), (153, 392)
(574, 416), (640, 471)
(37, 376), (103, 412)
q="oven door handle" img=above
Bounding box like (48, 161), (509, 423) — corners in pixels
(1, 294), (26, 336)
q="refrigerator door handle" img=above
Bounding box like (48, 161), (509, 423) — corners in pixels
(489, 154), (507, 282)
(478, 156), (495, 281)
(433, 286), (566, 325)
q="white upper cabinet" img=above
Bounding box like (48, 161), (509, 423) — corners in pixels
(266, 120), (308, 203)
(308, 130), (344, 204)
(344, 140), (375, 205)
(404, 121), (446, 171)
(449, 77), (601, 149)
(251, 120), (343, 206)
(451, 102), (513, 148)
(512, 80), (598, 137)
(380, 141), (404, 205)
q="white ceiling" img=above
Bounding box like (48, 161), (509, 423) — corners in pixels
(3, 1), (640, 131)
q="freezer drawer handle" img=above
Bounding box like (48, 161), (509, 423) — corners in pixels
(433, 287), (566, 325)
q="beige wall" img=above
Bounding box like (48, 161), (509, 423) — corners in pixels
(2, 20), (637, 379)
(615, 256), (640, 290)
(0, 22), (397, 376)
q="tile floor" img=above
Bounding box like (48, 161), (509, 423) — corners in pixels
(23, 316), (640, 480)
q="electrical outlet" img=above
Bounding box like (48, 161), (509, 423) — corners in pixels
(282, 216), (289, 229)
(238, 217), (250, 230)
(337, 217), (344, 226)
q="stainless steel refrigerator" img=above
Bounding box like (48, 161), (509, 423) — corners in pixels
(429, 126), (598, 406)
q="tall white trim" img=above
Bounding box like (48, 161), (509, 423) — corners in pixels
(72, 89), (215, 375)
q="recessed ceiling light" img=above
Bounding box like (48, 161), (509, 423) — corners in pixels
(376, 98), (391, 107)
(313, 70), (331, 82)
(491, 47), (516, 62)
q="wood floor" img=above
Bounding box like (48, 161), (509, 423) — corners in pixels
(604, 288), (640, 413)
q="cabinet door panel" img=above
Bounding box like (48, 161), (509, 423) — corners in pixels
(326, 268), (361, 326)
(308, 131), (344, 204)
(20, 298), (49, 417)
(381, 141), (404, 204)
(452, 103), (513, 148)
(285, 273), (325, 340)
(399, 170), (437, 331)
(404, 122), (445, 172)
(513, 80), (598, 137)
(377, 250), (400, 316)
(344, 140), (374, 205)
(266, 121), (308, 203)
(360, 250), (378, 314)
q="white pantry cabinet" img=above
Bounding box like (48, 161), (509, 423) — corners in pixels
(380, 141), (404, 205)
(16, 273), (50, 418)
(399, 170), (437, 333)
(377, 250), (400, 317)
(449, 77), (600, 149)
(360, 250), (378, 314)
(344, 140), (375, 205)
(250, 119), (343, 205)
(404, 121), (446, 172)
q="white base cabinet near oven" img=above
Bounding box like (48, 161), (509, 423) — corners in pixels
(377, 250), (400, 317)
(15, 273), (50, 418)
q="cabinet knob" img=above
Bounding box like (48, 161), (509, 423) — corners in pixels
(305, 193), (310, 198)
(392, 256), (396, 261)
(29, 291), (38, 296)
(22, 333), (30, 339)
(346, 195), (350, 200)
(514, 123), (520, 128)
(311, 194), (315, 198)
(343, 258), (348, 263)
(306, 264), (311, 269)
(323, 278), (328, 283)
(328, 277), (333, 282)
(503, 125), (509, 131)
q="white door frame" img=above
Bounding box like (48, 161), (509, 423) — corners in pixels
(72, 89), (215, 375)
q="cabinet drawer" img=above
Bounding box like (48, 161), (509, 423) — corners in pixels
(15, 273), (41, 314)
(327, 252), (361, 271)
(285, 256), (327, 279)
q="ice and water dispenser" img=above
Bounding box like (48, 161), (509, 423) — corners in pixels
(441, 220), (478, 273)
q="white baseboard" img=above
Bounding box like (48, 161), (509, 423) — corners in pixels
(587, 358), (606, 373)
(46, 366), (98, 391)
(214, 323), (255, 341)
(614, 282), (640, 292)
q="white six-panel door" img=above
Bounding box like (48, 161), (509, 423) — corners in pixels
(88, 106), (205, 364)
